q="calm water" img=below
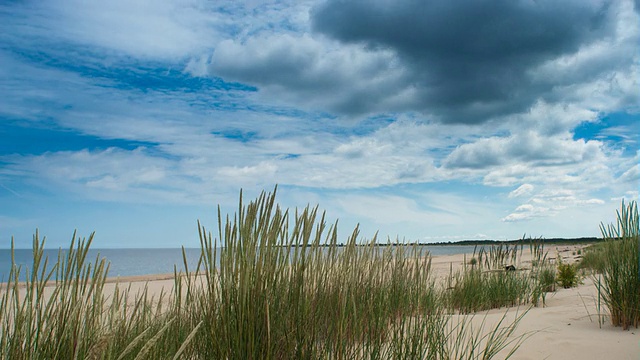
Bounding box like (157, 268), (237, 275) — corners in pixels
(0, 245), (478, 282)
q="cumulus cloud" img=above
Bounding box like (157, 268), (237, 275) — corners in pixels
(530, 0), (639, 99)
(508, 101), (600, 136)
(443, 131), (603, 169)
(503, 188), (606, 222)
(502, 204), (550, 222)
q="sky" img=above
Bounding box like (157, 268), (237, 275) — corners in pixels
(0, 0), (639, 248)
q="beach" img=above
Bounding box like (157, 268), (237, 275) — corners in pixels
(491, 276), (639, 359)
(436, 245), (640, 360)
(92, 244), (639, 359)
(4, 243), (638, 359)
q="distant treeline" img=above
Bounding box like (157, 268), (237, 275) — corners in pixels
(279, 237), (603, 247)
(425, 237), (602, 246)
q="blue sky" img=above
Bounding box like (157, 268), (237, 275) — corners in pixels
(1, 0), (638, 248)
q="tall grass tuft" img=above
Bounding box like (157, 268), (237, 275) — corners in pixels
(0, 231), (113, 359)
(0, 233), (205, 359)
(598, 200), (640, 330)
(527, 237), (556, 306)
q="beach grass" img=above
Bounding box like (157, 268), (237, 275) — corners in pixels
(1, 188), (536, 359)
(184, 189), (529, 359)
(596, 200), (640, 330)
(445, 238), (555, 311)
(576, 243), (607, 274)
(556, 259), (580, 289)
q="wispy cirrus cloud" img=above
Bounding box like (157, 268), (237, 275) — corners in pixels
(1, 0), (222, 60)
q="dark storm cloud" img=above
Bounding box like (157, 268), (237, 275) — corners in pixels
(311, 0), (615, 123)
(210, 34), (412, 116)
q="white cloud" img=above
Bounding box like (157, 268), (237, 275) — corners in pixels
(618, 164), (640, 184)
(509, 101), (599, 136)
(502, 206), (550, 223)
(217, 162), (278, 184)
(582, 199), (606, 205)
(503, 187), (607, 223)
(3, 148), (200, 203)
(509, 184), (534, 198)
(611, 191), (640, 203)
(444, 130), (604, 170)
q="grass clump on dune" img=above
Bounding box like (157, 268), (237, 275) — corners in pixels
(597, 200), (640, 330)
(1, 188), (529, 359)
(577, 243), (607, 274)
(556, 259), (580, 289)
(445, 266), (533, 313)
(446, 239), (555, 311)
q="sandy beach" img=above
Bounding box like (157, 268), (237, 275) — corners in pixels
(491, 275), (639, 360)
(430, 244), (640, 359)
(6, 244), (638, 359)
(107, 244), (639, 359)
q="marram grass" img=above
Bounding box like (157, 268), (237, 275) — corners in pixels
(0, 232), (190, 359)
(2, 188), (532, 359)
(597, 200), (640, 330)
(447, 238), (555, 311)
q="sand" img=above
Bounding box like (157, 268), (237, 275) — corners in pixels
(491, 276), (639, 359)
(431, 244), (640, 359)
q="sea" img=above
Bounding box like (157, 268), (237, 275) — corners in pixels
(0, 245), (479, 282)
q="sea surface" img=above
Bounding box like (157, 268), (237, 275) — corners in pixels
(0, 245), (479, 282)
